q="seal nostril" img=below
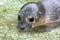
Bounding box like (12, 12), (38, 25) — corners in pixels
(21, 27), (25, 30)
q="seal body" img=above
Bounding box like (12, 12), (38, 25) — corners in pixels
(41, 0), (60, 31)
(17, 0), (60, 31)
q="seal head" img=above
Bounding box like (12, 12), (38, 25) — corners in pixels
(17, 2), (45, 31)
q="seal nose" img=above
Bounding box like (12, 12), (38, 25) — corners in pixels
(20, 25), (26, 30)
(21, 27), (25, 30)
(17, 25), (26, 30)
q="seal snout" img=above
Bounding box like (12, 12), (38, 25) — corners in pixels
(20, 27), (26, 30)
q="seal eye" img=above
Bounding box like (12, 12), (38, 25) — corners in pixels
(28, 18), (34, 22)
(18, 15), (21, 21)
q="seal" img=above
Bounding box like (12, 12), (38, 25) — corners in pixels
(17, 0), (60, 31)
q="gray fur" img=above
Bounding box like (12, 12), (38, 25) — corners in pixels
(17, 0), (60, 31)
(42, 0), (60, 31)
